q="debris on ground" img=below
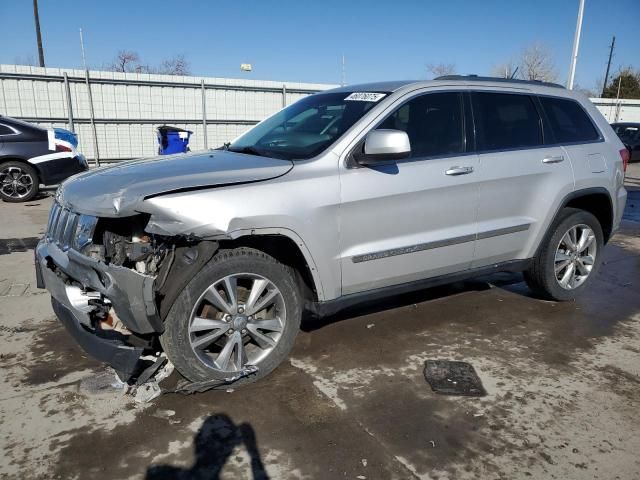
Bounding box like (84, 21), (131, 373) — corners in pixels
(132, 381), (162, 403)
(79, 369), (127, 395)
(366, 324), (375, 329)
(424, 360), (487, 396)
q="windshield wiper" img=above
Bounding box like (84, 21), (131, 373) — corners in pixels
(227, 146), (267, 156)
(227, 145), (291, 160)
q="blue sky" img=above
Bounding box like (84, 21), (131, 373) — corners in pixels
(0, 0), (637, 90)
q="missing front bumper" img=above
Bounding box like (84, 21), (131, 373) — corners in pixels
(36, 239), (162, 380)
(36, 239), (162, 334)
(51, 298), (144, 379)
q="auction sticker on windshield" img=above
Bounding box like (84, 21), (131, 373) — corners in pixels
(344, 92), (387, 102)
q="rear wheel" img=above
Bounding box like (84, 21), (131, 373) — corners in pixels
(160, 247), (302, 387)
(0, 161), (39, 203)
(524, 208), (603, 301)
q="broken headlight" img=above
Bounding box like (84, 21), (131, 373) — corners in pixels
(73, 214), (98, 251)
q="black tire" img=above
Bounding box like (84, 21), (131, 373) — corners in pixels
(160, 247), (302, 387)
(524, 208), (604, 301)
(0, 161), (39, 203)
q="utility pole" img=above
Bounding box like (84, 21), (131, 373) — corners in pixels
(32, 0), (45, 67)
(79, 28), (100, 166)
(601, 36), (615, 97)
(341, 54), (346, 86)
(567, 0), (585, 90)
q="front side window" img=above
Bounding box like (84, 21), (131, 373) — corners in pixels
(227, 92), (385, 160)
(539, 96), (600, 144)
(472, 92), (542, 151)
(376, 92), (464, 158)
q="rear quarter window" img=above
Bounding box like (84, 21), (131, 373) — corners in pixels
(539, 96), (600, 144)
(0, 124), (15, 135)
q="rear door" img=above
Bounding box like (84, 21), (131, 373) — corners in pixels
(339, 90), (480, 295)
(471, 91), (573, 268)
(539, 95), (618, 179)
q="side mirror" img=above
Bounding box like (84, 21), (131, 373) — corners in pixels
(354, 129), (411, 166)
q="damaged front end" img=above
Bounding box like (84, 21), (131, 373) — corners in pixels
(35, 200), (218, 381)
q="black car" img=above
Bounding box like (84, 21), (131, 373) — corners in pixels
(611, 122), (640, 163)
(0, 116), (88, 202)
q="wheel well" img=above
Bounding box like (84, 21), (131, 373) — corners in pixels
(564, 192), (613, 242)
(219, 235), (319, 302)
(0, 157), (41, 179)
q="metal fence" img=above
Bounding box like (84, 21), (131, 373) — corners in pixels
(591, 98), (640, 124)
(0, 64), (337, 163)
(2, 64), (639, 163)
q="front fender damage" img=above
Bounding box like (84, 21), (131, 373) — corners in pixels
(155, 240), (219, 320)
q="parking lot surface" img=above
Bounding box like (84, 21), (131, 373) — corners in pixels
(1, 165), (639, 480)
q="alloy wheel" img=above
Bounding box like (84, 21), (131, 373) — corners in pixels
(188, 273), (286, 373)
(0, 166), (34, 200)
(554, 224), (597, 290)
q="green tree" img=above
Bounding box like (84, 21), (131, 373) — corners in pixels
(602, 67), (640, 99)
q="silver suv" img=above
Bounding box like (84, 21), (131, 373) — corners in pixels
(36, 76), (628, 387)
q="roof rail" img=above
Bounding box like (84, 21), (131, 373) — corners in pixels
(434, 75), (564, 89)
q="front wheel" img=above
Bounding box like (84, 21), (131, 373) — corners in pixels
(524, 208), (604, 301)
(160, 247), (302, 387)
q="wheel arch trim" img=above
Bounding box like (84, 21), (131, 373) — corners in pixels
(0, 156), (43, 179)
(534, 186), (614, 257)
(225, 227), (327, 301)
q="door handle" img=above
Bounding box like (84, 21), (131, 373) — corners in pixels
(445, 166), (474, 176)
(542, 155), (564, 164)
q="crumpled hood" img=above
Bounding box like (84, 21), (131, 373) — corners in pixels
(57, 150), (293, 217)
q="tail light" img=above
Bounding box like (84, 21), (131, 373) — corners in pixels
(620, 148), (630, 173)
(56, 144), (72, 153)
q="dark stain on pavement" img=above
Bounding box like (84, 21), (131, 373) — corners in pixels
(0, 237), (40, 255)
(25, 220), (640, 479)
(23, 319), (97, 385)
(51, 364), (411, 480)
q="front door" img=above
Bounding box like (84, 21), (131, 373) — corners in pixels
(339, 91), (480, 295)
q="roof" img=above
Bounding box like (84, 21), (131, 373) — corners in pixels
(0, 115), (44, 132)
(435, 75), (564, 89)
(325, 76), (566, 95)
(326, 81), (418, 93)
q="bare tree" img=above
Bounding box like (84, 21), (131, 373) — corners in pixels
(519, 42), (557, 82)
(426, 63), (456, 79)
(490, 59), (518, 79)
(106, 51), (190, 76)
(157, 54), (191, 75)
(108, 50), (141, 73)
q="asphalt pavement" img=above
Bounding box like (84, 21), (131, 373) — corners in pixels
(1, 165), (639, 479)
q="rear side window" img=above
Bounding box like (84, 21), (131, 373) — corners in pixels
(472, 93), (542, 151)
(376, 92), (464, 158)
(539, 96), (600, 144)
(0, 124), (15, 135)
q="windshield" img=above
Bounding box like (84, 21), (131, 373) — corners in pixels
(227, 91), (387, 160)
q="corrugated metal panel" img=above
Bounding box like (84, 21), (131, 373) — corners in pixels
(0, 64), (338, 161)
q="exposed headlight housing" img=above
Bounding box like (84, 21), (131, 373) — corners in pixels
(73, 214), (98, 251)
